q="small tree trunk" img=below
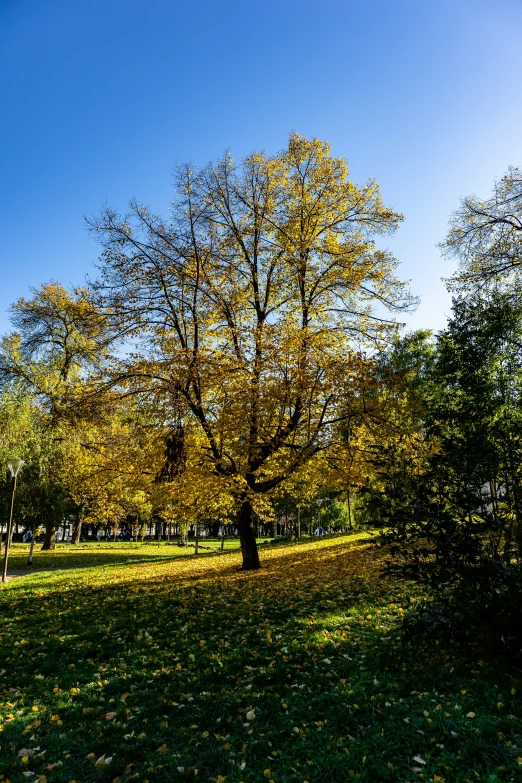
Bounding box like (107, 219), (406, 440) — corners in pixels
(297, 507), (301, 539)
(72, 515), (83, 544)
(238, 499), (261, 570)
(42, 522), (56, 551)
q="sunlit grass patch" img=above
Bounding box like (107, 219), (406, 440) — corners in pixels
(5, 538), (257, 572)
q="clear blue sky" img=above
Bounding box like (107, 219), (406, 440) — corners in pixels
(1, 0), (521, 335)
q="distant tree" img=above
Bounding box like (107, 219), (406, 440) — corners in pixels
(0, 283), (115, 548)
(0, 282), (110, 417)
(442, 166), (522, 291)
(321, 497), (350, 531)
(355, 330), (435, 538)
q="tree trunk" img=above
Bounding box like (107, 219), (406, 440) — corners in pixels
(42, 522), (56, 550)
(72, 515), (83, 544)
(238, 499), (261, 570)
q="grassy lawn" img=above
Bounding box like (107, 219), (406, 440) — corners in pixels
(4, 539), (268, 572)
(0, 535), (520, 783)
(4, 534), (371, 572)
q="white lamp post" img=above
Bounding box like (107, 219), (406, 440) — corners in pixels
(2, 459), (24, 583)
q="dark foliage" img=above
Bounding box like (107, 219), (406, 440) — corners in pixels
(361, 293), (522, 660)
(155, 424), (186, 482)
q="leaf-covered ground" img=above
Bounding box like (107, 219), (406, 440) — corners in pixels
(4, 539), (260, 572)
(0, 535), (520, 783)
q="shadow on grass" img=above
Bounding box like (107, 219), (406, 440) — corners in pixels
(0, 537), (520, 783)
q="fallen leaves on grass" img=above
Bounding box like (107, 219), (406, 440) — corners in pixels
(0, 535), (520, 783)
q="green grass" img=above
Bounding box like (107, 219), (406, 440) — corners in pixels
(0, 535), (520, 783)
(4, 539), (264, 572)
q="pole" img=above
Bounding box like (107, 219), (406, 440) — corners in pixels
(28, 532), (36, 566)
(2, 476), (17, 583)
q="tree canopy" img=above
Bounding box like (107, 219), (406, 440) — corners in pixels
(88, 133), (415, 568)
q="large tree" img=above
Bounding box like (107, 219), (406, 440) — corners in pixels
(90, 134), (415, 569)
